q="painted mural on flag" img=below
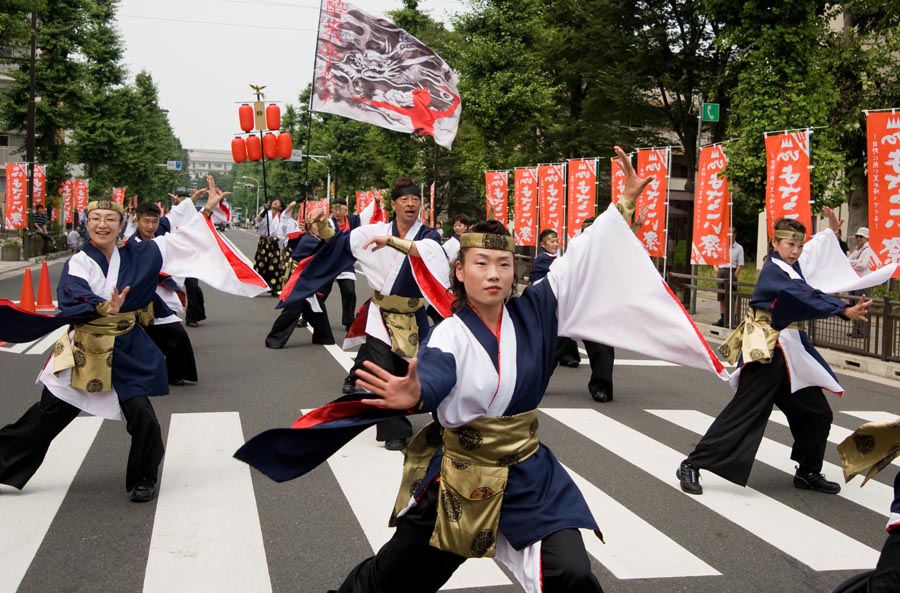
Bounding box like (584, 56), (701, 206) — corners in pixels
(635, 148), (670, 258)
(311, 0), (461, 149)
(691, 145), (730, 265)
(764, 131), (812, 241)
(538, 164), (564, 237)
(866, 111), (900, 277)
(513, 168), (537, 246)
(566, 159), (597, 239)
(4, 163), (27, 229)
(485, 170), (508, 222)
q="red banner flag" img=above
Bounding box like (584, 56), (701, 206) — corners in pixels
(765, 131), (812, 241)
(74, 178), (89, 214)
(32, 164), (46, 208)
(691, 145), (730, 265)
(610, 157), (626, 204)
(429, 182), (435, 227)
(355, 191), (369, 214)
(866, 111), (900, 277)
(635, 148), (670, 257)
(538, 164), (564, 237)
(112, 187), (126, 205)
(566, 159), (597, 239)
(311, 0), (461, 149)
(61, 179), (74, 224)
(485, 171), (508, 222)
(513, 168), (538, 246)
(4, 163), (27, 229)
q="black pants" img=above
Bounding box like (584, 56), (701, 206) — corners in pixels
(687, 348), (833, 486)
(348, 336), (412, 442)
(0, 388), (164, 492)
(870, 530), (900, 593)
(184, 277), (206, 324)
(584, 341), (614, 397)
(332, 486), (603, 593)
(336, 278), (357, 329)
(266, 287), (335, 348)
(144, 321), (199, 384)
(556, 337), (580, 365)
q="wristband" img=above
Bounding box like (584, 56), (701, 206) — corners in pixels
(386, 236), (412, 254)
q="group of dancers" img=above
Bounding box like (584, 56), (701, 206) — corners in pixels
(0, 147), (897, 592)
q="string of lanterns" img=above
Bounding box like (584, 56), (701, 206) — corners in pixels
(231, 102), (293, 163)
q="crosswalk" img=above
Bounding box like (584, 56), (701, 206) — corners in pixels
(3, 406), (895, 593)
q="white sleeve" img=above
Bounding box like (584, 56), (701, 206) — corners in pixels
(800, 229), (896, 293)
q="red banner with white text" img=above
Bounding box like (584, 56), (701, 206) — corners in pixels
(635, 148), (670, 257)
(538, 164), (564, 237)
(566, 159), (596, 239)
(866, 111), (900, 277)
(610, 157), (626, 204)
(61, 179), (74, 224)
(32, 165), (46, 208)
(485, 171), (508, 222)
(112, 187), (126, 205)
(513, 167), (538, 246)
(4, 163), (27, 229)
(765, 131), (812, 241)
(691, 145), (730, 265)
(74, 179), (89, 214)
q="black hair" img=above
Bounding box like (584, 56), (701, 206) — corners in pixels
(449, 219), (518, 312)
(769, 217), (807, 255)
(453, 213), (470, 226)
(332, 198), (348, 206)
(135, 202), (161, 218)
(538, 228), (558, 244)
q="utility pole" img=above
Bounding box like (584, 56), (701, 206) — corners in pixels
(23, 1), (37, 258)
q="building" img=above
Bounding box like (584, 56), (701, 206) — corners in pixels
(185, 149), (235, 184)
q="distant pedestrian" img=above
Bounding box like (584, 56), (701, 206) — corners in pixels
(713, 227), (744, 327)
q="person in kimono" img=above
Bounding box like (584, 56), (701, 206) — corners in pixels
(0, 179), (267, 503)
(531, 228), (579, 369)
(235, 146), (733, 592)
(255, 199), (285, 295)
(328, 197), (361, 331)
(677, 212), (878, 496)
(281, 177), (451, 451)
(129, 201), (198, 386)
(442, 213), (469, 265)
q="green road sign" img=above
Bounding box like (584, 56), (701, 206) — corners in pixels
(702, 103), (720, 122)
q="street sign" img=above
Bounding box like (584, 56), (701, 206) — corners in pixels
(702, 103), (720, 122)
(166, 160), (183, 171)
(286, 149), (304, 162)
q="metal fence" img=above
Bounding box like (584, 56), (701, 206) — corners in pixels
(668, 271), (900, 363)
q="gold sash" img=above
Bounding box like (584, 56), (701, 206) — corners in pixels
(837, 421), (900, 485)
(52, 306), (150, 393)
(717, 308), (802, 365)
(391, 411), (540, 558)
(372, 291), (424, 358)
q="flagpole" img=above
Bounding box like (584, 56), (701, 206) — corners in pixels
(303, 0), (327, 210)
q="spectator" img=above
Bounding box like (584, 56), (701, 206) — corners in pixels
(66, 227), (81, 253)
(32, 204), (55, 255)
(713, 227), (744, 327)
(847, 226), (873, 339)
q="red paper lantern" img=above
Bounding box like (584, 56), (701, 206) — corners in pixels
(266, 104), (281, 131)
(239, 104), (254, 132)
(263, 133), (278, 160)
(246, 134), (262, 161)
(231, 137), (247, 163)
(277, 132), (293, 159)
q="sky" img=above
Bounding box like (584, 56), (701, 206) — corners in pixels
(114, 0), (467, 151)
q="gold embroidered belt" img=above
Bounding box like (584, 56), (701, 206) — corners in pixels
(52, 305), (152, 393)
(390, 410), (540, 558)
(372, 291), (424, 358)
(718, 308), (803, 365)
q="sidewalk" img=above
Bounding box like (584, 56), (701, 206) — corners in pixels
(0, 249), (70, 278)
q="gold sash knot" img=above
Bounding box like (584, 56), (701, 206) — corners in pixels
(52, 305), (150, 393)
(717, 308), (802, 365)
(391, 410), (540, 558)
(372, 291), (424, 358)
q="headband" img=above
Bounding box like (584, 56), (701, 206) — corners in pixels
(773, 230), (805, 242)
(87, 200), (125, 214)
(460, 232), (515, 252)
(390, 185), (421, 200)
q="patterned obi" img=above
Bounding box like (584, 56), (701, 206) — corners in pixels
(372, 290), (425, 358)
(718, 307), (803, 365)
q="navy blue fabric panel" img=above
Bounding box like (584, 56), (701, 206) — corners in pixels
(505, 281), (560, 413)
(528, 251), (554, 283)
(151, 292), (175, 319)
(282, 231), (355, 307)
(455, 305), (498, 371)
(417, 345), (459, 411)
(387, 223), (443, 298)
(750, 255), (848, 330)
(0, 302), (95, 343)
(57, 262), (106, 309)
(110, 326), (169, 398)
(290, 233), (323, 261)
(892, 473), (900, 516)
(156, 217), (172, 236)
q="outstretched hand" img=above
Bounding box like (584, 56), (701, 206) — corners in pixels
(357, 359), (422, 411)
(823, 206), (844, 235)
(106, 286), (131, 314)
(614, 145), (654, 201)
(845, 296), (872, 322)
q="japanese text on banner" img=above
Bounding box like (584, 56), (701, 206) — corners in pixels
(691, 145), (730, 265)
(61, 179), (74, 224)
(4, 163), (27, 229)
(484, 170), (508, 222)
(866, 111), (900, 277)
(635, 148), (670, 258)
(764, 131), (812, 240)
(566, 159), (597, 239)
(513, 168), (538, 246)
(610, 157), (626, 205)
(538, 164), (565, 238)
(32, 165), (46, 208)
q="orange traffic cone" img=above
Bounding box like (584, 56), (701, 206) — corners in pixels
(19, 268), (35, 313)
(36, 261), (55, 311)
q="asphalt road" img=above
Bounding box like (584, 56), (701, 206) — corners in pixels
(1, 228), (898, 593)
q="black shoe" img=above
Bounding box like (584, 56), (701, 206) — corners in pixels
(590, 389), (612, 403)
(677, 460), (703, 495)
(384, 438), (408, 451)
(712, 317), (724, 327)
(559, 358), (581, 368)
(296, 318), (308, 328)
(342, 378), (362, 395)
(130, 477), (156, 503)
(186, 321), (199, 328)
(793, 470), (841, 494)
(169, 379), (187, 386)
